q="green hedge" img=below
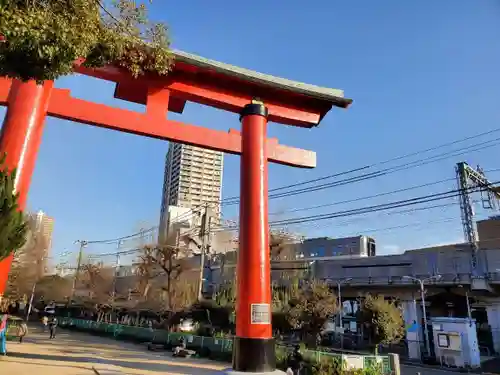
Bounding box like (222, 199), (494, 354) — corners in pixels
(58, 318), (391, 374)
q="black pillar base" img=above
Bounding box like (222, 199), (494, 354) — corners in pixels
(232, 337), (276, 372)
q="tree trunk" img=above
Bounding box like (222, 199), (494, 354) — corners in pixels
(166, 273), (172, 310)
(143, 282), (151, 299)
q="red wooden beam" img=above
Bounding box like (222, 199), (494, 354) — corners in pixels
(77, 65), (327, 127)
(74, 49), (353, 128)
(166, 76), (323, 127)
(44, 89), (316, 168)
(0, 79), (316, 167)
(0, 78), (11, 106)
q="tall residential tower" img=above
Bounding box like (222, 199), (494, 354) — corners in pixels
(159, 143), (223, 241)
(14, 210), (54, 276)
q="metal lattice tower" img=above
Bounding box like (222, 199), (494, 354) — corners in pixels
(456, 162), (500, 268)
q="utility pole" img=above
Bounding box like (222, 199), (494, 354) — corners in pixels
(403, 275), (442, 357)
(139, 227), (145, 247)
(111, 240), (122, 310)
(26, 278), (37, 321)
(70, 240), (87, 303)
(26, 253), (56, 321)
(198, 204), (212, 300)
(26, 250), (48, 321)
(455, 162), (500, 269)
(336, 278), (353, 329)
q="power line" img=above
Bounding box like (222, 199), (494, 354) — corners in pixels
(82, 198), (498, 262)
(255, 126), (500, 195)
(270, 168), (500, 217)
(81, 169), (496, 250)
(82, 214), (498, 265)
(222, 136), (500, 205)
(291, 202), (460, 232)
(269, 183), (500, 227)
(85, 218), (450, 261)
(87, 227), (156, 245)
(270, 178), (454, 216)
(213, 181), (500, 230)
(84, 203), (208, 245)
(118, 182), (490, 239)
(78, 128), (500, 247)
(168, 167), (497, 237)
(267, 166), (371, 193)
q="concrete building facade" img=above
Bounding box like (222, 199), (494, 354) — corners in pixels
(31, 210), (54, 251)
(157, 142), (234, 257)
(281, 236), (376, 260)
(22, 210), (54, 274)
(159, 143), (223, 235)
(477, 216), (500, 249)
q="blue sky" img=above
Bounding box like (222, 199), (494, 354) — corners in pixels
(2, 0), (500, 263)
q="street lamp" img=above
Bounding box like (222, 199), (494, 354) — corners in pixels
(337, 277), (353, 328)
(457, 284), (473, 321)
(308, 260), (316, 279)
(71, 240), (88, 300)
(403, 274), (442, 356)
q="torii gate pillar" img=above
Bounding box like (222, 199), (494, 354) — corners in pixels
(0, 80), (53, 292)
(233, 102), (274, 372)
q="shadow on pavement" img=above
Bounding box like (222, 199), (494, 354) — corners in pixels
(7, 351), (225, 374)
(2, 358), (92, 372)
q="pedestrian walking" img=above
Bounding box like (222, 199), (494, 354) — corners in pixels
(17, 320), (28, 343)
(42, 315), (48, 332)
(48, 316), (57, 340)
(0, 314), (9, 355)
(287, 345), (304, 375)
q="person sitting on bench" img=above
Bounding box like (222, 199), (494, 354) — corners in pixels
(173, 337), (196, 357)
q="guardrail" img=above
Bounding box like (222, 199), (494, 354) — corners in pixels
(58, 318), (392, 373)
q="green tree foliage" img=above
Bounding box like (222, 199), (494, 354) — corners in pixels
(287, 281), (338, 340)
(0, 0), (173, 82)
(0, 154), (27, 261)
(272, 279), (299, 311)
(360, 294), (405, 350)
(213, 284), (236, 309)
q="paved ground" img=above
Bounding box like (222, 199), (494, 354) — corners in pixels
(0, 329), (226, 374)
(401, 364), (471, 375)
(0, 328), (467, 375)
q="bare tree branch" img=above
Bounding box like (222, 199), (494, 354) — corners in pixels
(135, 230), (195, 311)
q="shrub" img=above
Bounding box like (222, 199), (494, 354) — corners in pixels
(287, 281), (338, 344)
(359, 294), (405, 353)
(0, 154), (28, 261)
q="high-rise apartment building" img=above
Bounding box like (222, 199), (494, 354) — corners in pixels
(13, 210), (54, 276)
(32, 211), (54, 245)
(32, 210), (54, 273)
(159, 143), (223, 240)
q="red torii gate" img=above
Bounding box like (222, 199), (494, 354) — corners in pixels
(0, 50), (351, 373)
